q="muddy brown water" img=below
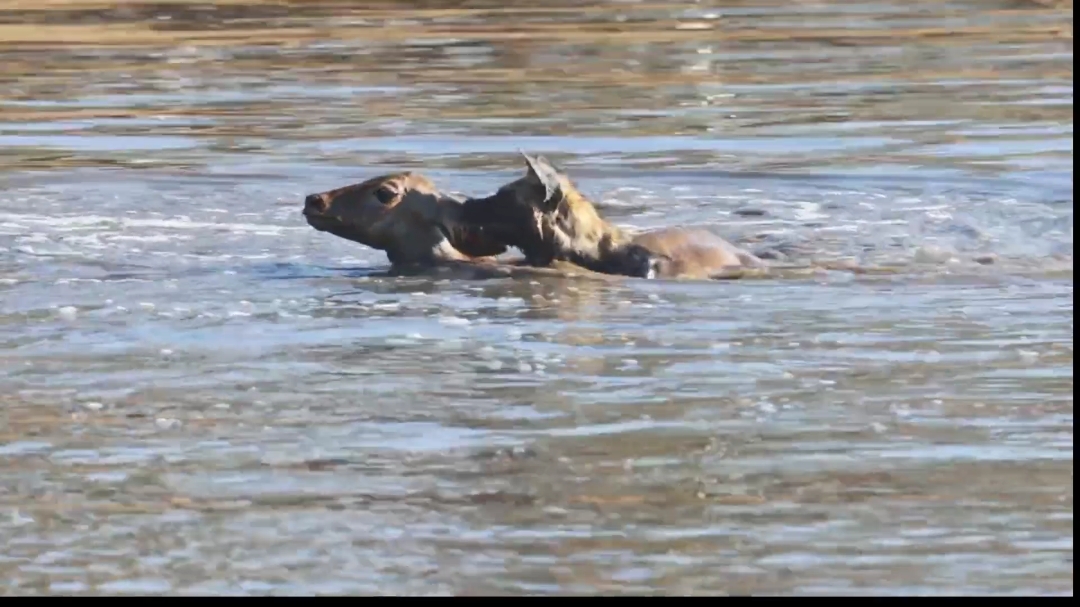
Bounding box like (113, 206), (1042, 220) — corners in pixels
(0, 0), (1073, 596)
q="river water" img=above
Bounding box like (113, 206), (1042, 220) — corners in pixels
(0, 0), (1073, 596)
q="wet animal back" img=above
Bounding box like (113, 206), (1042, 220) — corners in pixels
(630, 227), (764, 277)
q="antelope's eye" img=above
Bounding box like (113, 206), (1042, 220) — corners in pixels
(374, 186), (397, 205)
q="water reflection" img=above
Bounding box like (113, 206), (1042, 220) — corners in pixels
(0, 0), (1073, 597)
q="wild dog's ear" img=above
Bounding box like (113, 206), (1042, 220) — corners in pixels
(520, 151), (563, 212)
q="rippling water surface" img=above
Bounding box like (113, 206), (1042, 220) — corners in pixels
(0, 0), (1073, 596)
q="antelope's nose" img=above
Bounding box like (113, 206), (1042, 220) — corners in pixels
(304, 193), (328, 215)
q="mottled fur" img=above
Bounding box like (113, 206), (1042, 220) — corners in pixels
(462, 154), (764, 279)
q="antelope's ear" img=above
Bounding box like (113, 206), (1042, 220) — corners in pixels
(520, 151), (563, 212)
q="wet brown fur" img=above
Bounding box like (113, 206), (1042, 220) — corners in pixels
(303, 172), (508, 266)
(302, 171), (616, 281)
(462, 154), (765, 279)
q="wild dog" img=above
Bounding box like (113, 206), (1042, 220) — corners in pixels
(461, 154), (765, 279)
